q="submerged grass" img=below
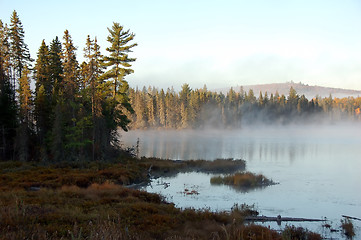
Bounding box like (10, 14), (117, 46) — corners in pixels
(210, 172), (276, 190)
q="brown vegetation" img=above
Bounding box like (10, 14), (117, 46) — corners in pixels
(341, 218), (356, 239)
(210, 172), (276, 190)
(147, 158), (246, 177)
(282, 225), (322, 240)
(0, 159), (322, 239)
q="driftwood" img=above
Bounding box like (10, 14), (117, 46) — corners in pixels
(245, 215), (325, 223)
(342, 215), (361, 221)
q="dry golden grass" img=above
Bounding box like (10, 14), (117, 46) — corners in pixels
(0, 160), (321, 239)
(210, 172), (275, 190)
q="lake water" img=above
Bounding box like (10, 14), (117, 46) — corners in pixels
(121, 124), (361, 238)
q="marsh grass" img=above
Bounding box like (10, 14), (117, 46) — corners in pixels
(341, 218), (356, 239)
(210, 172), (276, 190)
(0, 159), (321, 239)
(282, 225), (322, 240)
(145, 158), (246, 177)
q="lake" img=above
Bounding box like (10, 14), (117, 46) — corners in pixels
(121, 124), (361, 237)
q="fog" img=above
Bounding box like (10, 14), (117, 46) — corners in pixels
(121, 123), (361, 161)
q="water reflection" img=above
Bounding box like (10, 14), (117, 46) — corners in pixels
(122, 126), (361, 239)
(125, 130), (313, 165)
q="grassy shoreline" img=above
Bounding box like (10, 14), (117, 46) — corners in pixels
(0, 157), (322, 239)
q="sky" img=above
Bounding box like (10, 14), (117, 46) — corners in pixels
(1, 0), (361, 91)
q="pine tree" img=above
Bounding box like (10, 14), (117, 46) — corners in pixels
(157, 89), (166, 127)
(165, 88), (177, 128)
(49, 36), (63, 99)
(179, 84), (191, 128)
(9, 10), (32, 83)
(102, 22), (137, 98)
(0, 20), (11, 78)
(0, 50), (17, 161)
(146, 89), (157, 127)
(132, 88), (147, 128)
(101, 22), (136, 142)
(34, 40), (52, 150)
(16, 66), (32, 161)
(61, 30), (79, 101)
(83, 35), (105, 160)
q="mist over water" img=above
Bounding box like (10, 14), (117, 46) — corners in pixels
(121, 124), (361, 237)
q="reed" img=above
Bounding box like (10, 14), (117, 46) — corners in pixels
(210, 171), (275, 189)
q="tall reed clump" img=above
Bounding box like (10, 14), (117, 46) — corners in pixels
(341, 218), (356, 239)
(282, 225), (322, 240)
(210, 172), (275, 189)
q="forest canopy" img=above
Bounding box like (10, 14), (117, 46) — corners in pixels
(0, 10), (136, 162)
(127, 84), (361, 129)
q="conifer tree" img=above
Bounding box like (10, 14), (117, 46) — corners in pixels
(16, 66), (32, 161)
(101, 22), (136, 143)
(157, 89), (166, 127)
(83, 35), (105, 160)
(0, 20), (11, 78)
(49, 36), (63, 99)
(61, 30), (79, 101)
(0, 52), (17, 161)
(34, 40), (52, 149)
(9, 10), (32, 83)
(102, 22), (137, 98)
(179, 84), (191, 128)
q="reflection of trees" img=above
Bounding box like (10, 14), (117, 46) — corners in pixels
(124, 130), (311, 164)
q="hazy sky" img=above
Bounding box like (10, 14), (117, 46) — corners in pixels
(1, 0), (361, 91)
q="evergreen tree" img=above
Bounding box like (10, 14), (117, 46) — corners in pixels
(83, 35), (105, 160)
(102, 22), (137, 98)
(16, 66), (32, 161)
(287, 87), (298, 105)
(49, 36), (63, 99)
(165, 88), (178, 128)
(9, 10), (32, 83)
(0, 20), (11, 78)
(0, 52), (17, 161)
(179, 84), (191, 128)
(157, 89), (166, 127)
(101, 22), (136, 136)
(61, 30), (79, 101)
(34, 40), (52, 151)
(58, 30), (81, 160)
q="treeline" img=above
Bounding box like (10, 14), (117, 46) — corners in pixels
(127, 84), (361, 129)
(0, 11), (136, 162)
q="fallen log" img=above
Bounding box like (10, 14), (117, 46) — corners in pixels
(342, 215), (361, 221)
(244, 215), (325, 223)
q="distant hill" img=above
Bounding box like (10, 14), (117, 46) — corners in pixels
(216, 82), (361, 99)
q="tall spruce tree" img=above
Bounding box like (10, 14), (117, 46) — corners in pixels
(16, 66), (32, 161)
(0, 20), (11, 78)
(83, 35), (105, 160)
(34, 40), (52, 154)
(49, 36), (63, 100)
(61, 30), (78, 102)
(56, 30), (81, 160)
(0, 50), (17, 161)
(9, 10), (32, 84)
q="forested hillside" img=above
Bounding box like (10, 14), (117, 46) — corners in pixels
(217, 82), (361, 99)
(127, 84), (361, 129)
